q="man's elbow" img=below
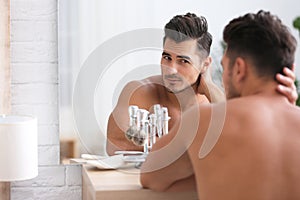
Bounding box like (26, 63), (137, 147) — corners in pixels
(140, 173), (169, 192)
(106, 136), (117, 156)
(106, 144), (114, 156)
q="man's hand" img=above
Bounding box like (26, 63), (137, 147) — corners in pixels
(276, 67), (298, 104)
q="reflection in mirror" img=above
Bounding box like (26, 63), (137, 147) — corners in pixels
(58, 0), (299, 160)
(58, 0), (165, 159)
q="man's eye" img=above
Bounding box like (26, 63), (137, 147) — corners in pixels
(180, 59), (190, 64)
(163, 55), (171, 60)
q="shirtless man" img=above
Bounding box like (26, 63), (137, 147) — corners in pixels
(106, 13), (298, 155)
(141, 10), (300, 200)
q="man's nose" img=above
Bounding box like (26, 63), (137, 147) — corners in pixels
(164, 62), (178, 74)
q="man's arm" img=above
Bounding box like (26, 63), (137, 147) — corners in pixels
(106, 111), (143, 155)
(106, 80), (157, 155)
(140, 104), (203, 191)
(140, 132), (195, 192)
(276, 66), (298, 104)
(199, 65), (226, 103)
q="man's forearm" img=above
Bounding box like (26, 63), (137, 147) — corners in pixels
(166, 175), (197, 192)
(107, 136), (144, 155)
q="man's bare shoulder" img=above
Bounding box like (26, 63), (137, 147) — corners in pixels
(117, 75), (164, 106)
(220, 96), (300, 138)
(226, 95), (300, 114)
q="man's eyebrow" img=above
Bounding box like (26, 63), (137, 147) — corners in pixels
(177, 55), (191, 61)
(162, 52), (192, 61)
(162, 51), (170, 56)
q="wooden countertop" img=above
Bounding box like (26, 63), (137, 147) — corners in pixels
(82, 164), (198, 200)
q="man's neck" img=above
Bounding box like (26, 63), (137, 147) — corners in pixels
(241, 78), (282, 98)
(164, 83), (199, 110)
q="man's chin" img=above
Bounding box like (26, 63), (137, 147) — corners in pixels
(166, 86), (189, 94)
(164, 81), (195, 94)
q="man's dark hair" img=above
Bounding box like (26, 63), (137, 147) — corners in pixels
(223, 10), (297, 79)
(164, 13), (212, 58)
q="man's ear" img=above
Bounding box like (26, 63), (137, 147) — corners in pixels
(233, 57), (247, 83)
(200, 56), (212, 74)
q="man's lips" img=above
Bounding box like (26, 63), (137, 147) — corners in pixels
(166, 78), (181, 84)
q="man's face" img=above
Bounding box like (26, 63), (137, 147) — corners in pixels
(221, 51), (240, 99)
(161, 38), (204, 93)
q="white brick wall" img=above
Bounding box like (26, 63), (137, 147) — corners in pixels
(10, 0), (82, 199)
(11, 63), (58, 83)
(11, 185), (82, 200)
(10, 0), (57, 21)
(11, 165), (82, 200)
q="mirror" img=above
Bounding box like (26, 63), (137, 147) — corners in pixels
(58, 0), (300, 159)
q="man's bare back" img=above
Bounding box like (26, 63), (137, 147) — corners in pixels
(188, 95), (300, 200)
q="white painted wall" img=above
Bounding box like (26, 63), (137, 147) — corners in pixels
(71, 0), (300, 77)
(10, 0), (81, 199)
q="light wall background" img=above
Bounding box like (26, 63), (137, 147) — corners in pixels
(10, 0), (82, 199)
(59, 0), (300, 155)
